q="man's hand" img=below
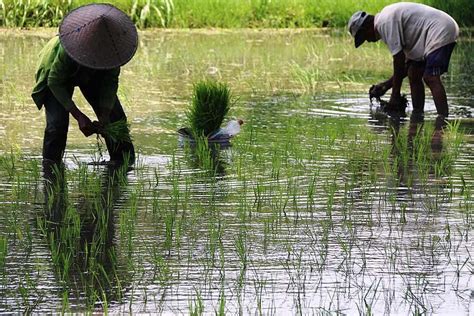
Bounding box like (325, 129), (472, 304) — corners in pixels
(70, 105), (98, 137)
(388, 93), (405, 107)
(369, 83), (389, 99)
(76, 113), (97, 137)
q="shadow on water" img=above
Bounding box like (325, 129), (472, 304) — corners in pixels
(39, 162), (132, 312)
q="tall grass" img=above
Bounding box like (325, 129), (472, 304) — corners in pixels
(0, 0), (174, 28)
(129, 0), (174, 28)
(0, 0), (73, 27)
(1, 0), (473, 28)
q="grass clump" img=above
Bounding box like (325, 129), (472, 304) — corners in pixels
(186, 80), (231, 137)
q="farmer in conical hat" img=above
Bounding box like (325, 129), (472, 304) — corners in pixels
(348, 3), (458, 126)
(32, 3), (138, 166)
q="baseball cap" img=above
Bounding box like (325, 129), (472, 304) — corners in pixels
(348, 11), (369, 48)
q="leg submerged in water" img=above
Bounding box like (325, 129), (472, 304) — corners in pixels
(424, 75), (449, 118)
(423, 42), (456, 119)
(43, 92), (71, 165)
(407, 63), (426, 121)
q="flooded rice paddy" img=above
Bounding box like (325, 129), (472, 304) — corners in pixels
(0, 29), (473, 314)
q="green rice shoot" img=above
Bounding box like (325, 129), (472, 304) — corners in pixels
(101, 120), (132, 143)
(186, 80), (231, 137)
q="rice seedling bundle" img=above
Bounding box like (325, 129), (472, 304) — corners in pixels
(101, 120), (132, 143)
(186, 80), (231, 137)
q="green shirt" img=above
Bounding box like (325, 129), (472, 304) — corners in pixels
(31, 37), (120, 111)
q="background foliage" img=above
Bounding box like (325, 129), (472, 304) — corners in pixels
(1, 0), (473, 28)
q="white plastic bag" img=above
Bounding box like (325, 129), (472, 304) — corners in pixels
(210, 119), (244, 139)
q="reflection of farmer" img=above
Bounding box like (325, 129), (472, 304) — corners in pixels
(32, 4), (138, 166)
(42, 164), (129, 302)
(348, 3), (459, 123)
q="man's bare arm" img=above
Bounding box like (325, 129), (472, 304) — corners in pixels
(390, 51), (407, 97)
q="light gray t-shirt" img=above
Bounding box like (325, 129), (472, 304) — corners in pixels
(374, 2), (459, 61)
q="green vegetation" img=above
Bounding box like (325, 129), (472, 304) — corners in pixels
(1, 0), (473, 28)
(0, 115), (471, 313)
(0, 236), (6, 272)
(0, 0), (73, 27)
(186, 80), (231, 137)
(100, 119), (132, 143)
(0, 25), (472, 314)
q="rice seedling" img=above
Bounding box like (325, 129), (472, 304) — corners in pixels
(1, 29), (473, 315)
(0, 149), (18, 181)
(186, 80), (232, 138)
(217, 288), (226, 316)
(234, 230), (248, 271)
(0, 236), (7, 273)
(183, 137), (217, 174)
(189, 289), (204, 316)
(99, 119), (132, 143)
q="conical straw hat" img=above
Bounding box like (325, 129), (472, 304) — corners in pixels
(59, 3), (138, 69)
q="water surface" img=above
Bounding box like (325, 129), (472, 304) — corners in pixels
(0, 29), (473, 315)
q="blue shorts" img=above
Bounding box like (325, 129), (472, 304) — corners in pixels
(425, 42), (456, 76)
(406, 42), (456, 76)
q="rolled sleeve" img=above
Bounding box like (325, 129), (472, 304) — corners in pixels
(47, 47), (76, 111)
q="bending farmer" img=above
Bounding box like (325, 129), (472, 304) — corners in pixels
(348, 2), (458, 122)
(32, 3), (138, 166)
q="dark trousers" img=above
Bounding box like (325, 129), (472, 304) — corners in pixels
(43, 85), (135, 164)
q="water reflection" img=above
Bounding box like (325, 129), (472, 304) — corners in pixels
(0, 30), (472, 315)
(181, 139), (229, 178)
(368, 110), (453, 190)
(41, 162), (130, 310)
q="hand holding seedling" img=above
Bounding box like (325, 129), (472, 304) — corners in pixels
(91, 121), (104, 136)
(95, 120), (132, 143)
(77, 116), (99, 137)
(369, 83), (389, 99)
(70, 105), (98, 137)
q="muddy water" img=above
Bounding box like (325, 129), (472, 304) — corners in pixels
(0, 30), (473, 314)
